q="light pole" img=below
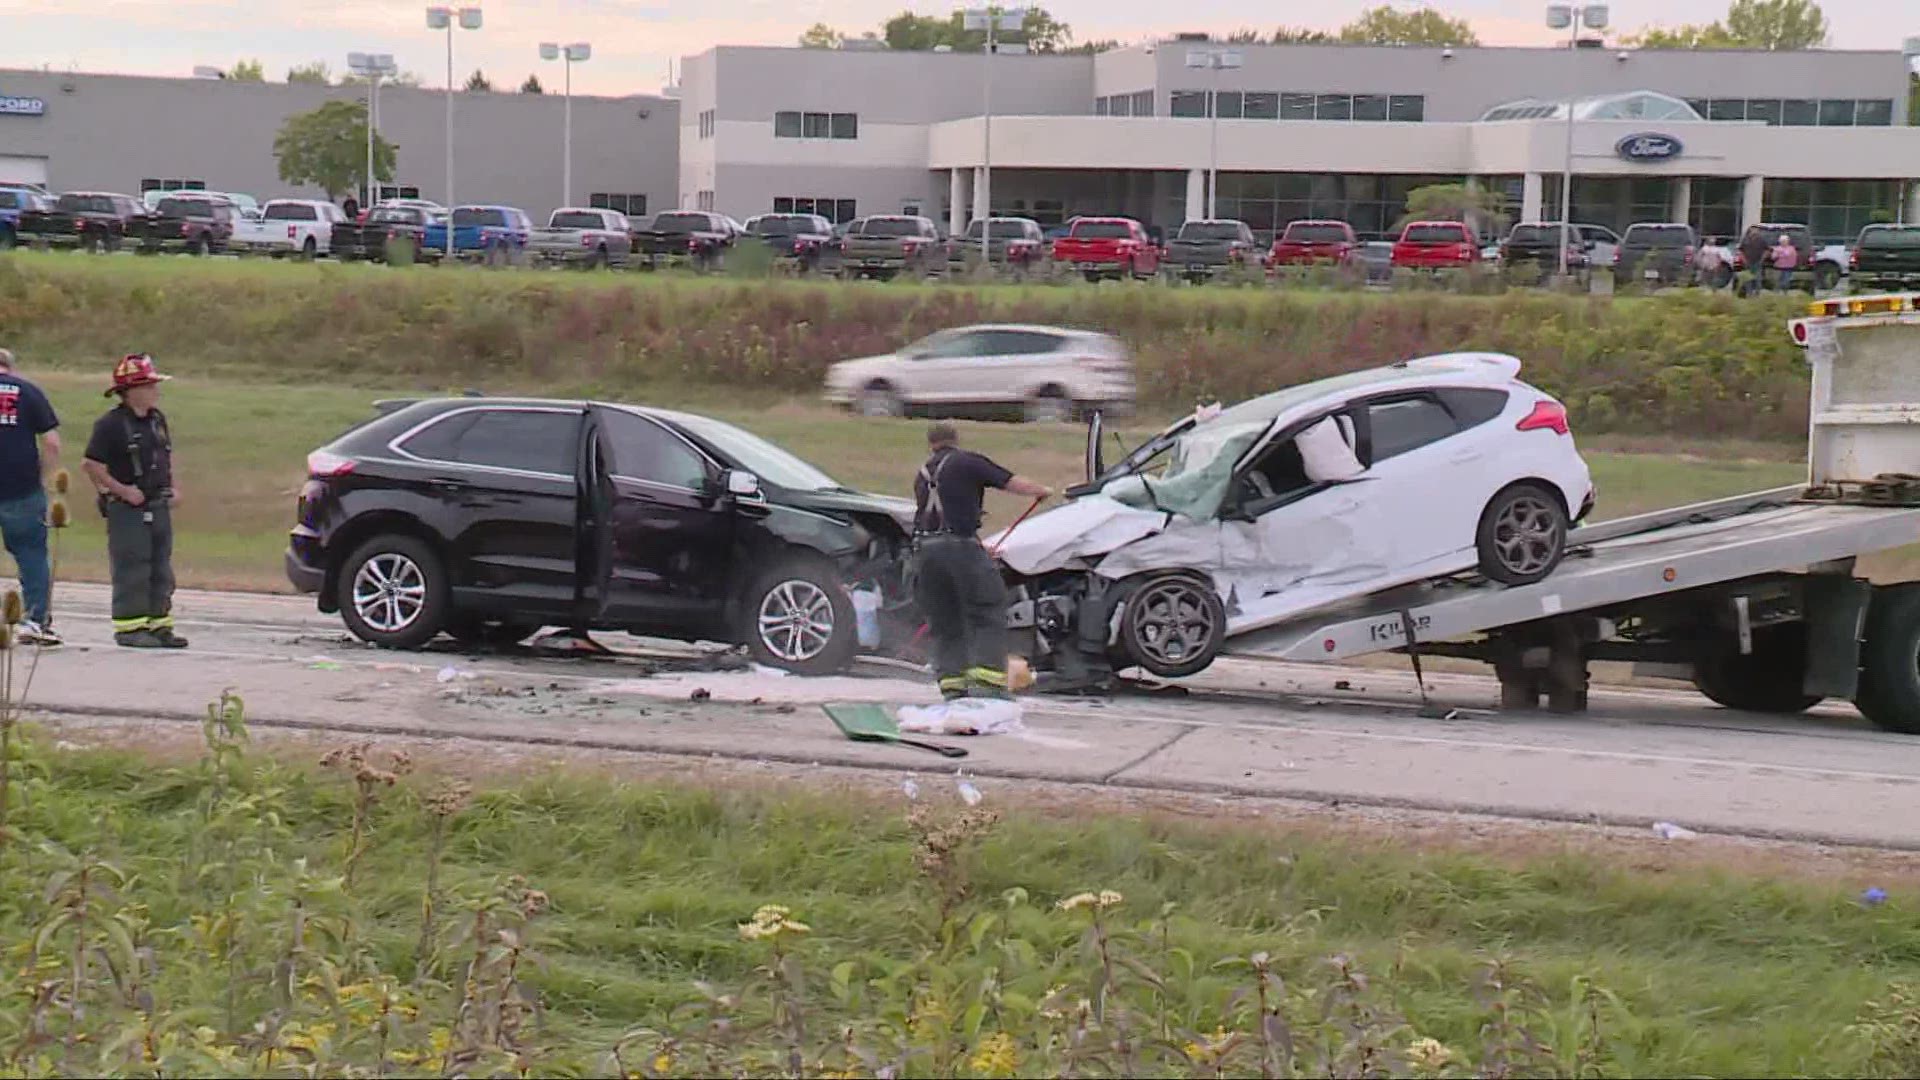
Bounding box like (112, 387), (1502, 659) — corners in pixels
(1185, 46), (1243, 220)
(539, 42), (592, 210)
(961, 6), (1025, 265)
(1546, 4), (1608, 277)
(348, 52), (397, 208)
(427, 5), (482, 258)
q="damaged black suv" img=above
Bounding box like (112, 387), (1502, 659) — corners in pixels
(286, 398), (915, 673)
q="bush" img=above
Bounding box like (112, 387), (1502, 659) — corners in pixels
(0, 253), (1817, 439)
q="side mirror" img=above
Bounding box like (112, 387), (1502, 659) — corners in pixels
(725, 469), (762, 498)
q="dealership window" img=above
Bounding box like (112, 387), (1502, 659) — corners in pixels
(695, 190), (715, 212)
(1244, 91), (1279, 119)
(772, 197), (857, 223)
(802, 111), (830, 138)
(1780, 98), (1818, 125)
(1170, 90), (1208, 118)
(1351, 94), (1388, 121)
(1764, 178), (1904, 244)
(1388, 95), (1425, 121)
(1108, 93), (1131, 116)
(1745, 98), (1782, 125)
(1094, 96), (1108, 116)
(697, 108), (715, 138)
(1818, 98), (1856, 126)
(1200, 171), (1465, 242)
(374, 185), (422, 201)
(829, 112), (857, 138)
(139, 178), (206, 193)
(775, 110), (857, 139)
(1707, 98), (1746, 121)
(1214, 90), (1244, 118)
(774, 110), (802, 137)
(1316, 94), (1352, 121)
(1856, 99), (1894, 126)
(1280, 93), (1315, 120)
(590, 193), (647, 216)
(1131, 90), (1153, 116)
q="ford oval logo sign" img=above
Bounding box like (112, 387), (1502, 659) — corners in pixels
(1615, 132), (1682, 163)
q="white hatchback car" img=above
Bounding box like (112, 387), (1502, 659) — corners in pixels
(992, 352), (1594, 680)
(823, 324), (1136, 422)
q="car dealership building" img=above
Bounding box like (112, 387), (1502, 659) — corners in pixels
(5, 36), (1919, 243)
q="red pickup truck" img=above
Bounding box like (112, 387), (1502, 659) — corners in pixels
(1390, 221), (1479, 269)
(1268, 219), (1358, 267)
(1051, 217), (1160, 282)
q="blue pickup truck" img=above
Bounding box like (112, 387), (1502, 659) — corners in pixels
(422, 205), (533, 264)
(0, 187), (52, 249)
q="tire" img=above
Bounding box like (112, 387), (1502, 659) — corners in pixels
(189, 235), (209, 257)
(742, 558), (858, 675)
(1476, 482), (1568, 586)
(1856, 584), (1920, 733)
(1814, 263), (1841, 293)
(587, 246), (607, 270)
(300, 237), (317, 261)
(856, 382), (906, 418)
(1116, 573), (1225, 679)
(445, 617), (542, 648)
(335, 534), (450, 650)
(1692, 623), (1823, 714)
(0, 227), (13, 251)
(85, 231), (105, 254)
(1024, 387), (1073, 424)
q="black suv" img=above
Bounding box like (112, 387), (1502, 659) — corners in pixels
(286, 399), (914, 673)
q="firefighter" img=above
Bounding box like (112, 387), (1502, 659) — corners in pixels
(901, 422), (1050, 727)
(82, 354), (187, 649)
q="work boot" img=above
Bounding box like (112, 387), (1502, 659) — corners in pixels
(115, 629), (164, 649)
(150, 628), (190, 649)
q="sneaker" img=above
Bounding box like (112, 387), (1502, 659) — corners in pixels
(17, 621), (61, 647)
(115, 630), (164, 649)
(151, 628), (190, 649)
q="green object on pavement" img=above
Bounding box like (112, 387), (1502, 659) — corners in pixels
(823, 703), (969, 758)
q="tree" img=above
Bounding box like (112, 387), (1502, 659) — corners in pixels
(1396, 182), (1508, 234)
(228, 59), (265, 82)
(1225, 29), (1263, 44)
(520, 74), (544, 94)
(464, 69), (492, 92)
(286, 61), (332, 85)
(1626, 0), (1828, 49)
(1338, 6), (1479, 46)
(1064, 39), (1122, 55)
(1270, 26), (1336, 44)
(880, 7), (1076, 52)
(798, 22), (844, 48)
(272, 100), (396, 201)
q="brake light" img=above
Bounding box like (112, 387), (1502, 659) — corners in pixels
(687, 237), (699, 251)
(306, 450), (357, 478)
(582, 233), (595, 246)
(287, 225), (297, 239)
(180, 223), (190, 235)
(1516, 400), (1570, 436)
(1851, 248), (1860, 269)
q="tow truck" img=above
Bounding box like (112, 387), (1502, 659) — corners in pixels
(1067, 294), (1920, 732)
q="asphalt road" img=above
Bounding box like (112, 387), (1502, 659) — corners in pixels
(25, 583), (1920, 850)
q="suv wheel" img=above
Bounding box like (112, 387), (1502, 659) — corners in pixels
(189, 234), (209, 257)
(1024, 387), (1073, 424)
(337, 534), (449, 649)
(1117, 572), (1225, 678)
(856, 383), (906, 418)
(1476, 483), (1567, 585)
(743, 558), (858, 675)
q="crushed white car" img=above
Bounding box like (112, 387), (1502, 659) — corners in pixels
(991, 352), (1594, 685)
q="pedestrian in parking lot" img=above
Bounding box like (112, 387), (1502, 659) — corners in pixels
(0, 348), (63, 646)
(1695, 238), (1726, 289)
(82, 354), (186, 649)
(899, 422), (1051, 731)
(342, 194), (360, 222)
(1771, 233), (1800, 292)
(1739, 229), (1769, 297)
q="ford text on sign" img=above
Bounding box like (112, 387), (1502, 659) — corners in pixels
(1615, 132), (1682, 162)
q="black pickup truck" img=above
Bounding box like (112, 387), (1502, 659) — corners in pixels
(332, 204), (437, 263)
(132, 195), (236, 255)
(1849, 225), (1920, 291)
(745, 212), (835, 271)
(635, 210), (734, 269)
(16, 191), (146, 251)
(1161, 219), (1259, 282)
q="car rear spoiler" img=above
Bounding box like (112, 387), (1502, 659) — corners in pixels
(372, 388), (485, 414)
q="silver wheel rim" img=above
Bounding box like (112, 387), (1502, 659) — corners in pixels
(1028, 395), (1070, 423)
(1493, 495), (1562, 577)
(858, 389), (901, 417)
(1129, 579), (1218, 667)
(351, 553), (428, 633)
(756, 580), (836, 663)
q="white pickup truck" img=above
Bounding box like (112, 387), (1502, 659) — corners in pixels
(528, 207), (633, 268)
(231, 198), (346, 258)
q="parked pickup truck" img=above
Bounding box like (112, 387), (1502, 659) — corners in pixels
(0, 188), (52, 249)
(529, 207), (633, 268)
(744, 213), (836, 271)
(1266, 219), (1358, 268)
(331, 204), (438, 263)
(1498, 222), (1619, 277)
(1051, 216), (1160, 282)
(634, 210), (734, 269)
(945, 217), (1046, 275)
(422, 205), (534, 264)
(16, 191), (146, 251)
(232, 199), (346, 258)
(1162, 219), (1258, 282)
(1850, 225), (1920, 291)
(1390, 221), (1480, 269)
(837, 215), (943, 280)
(132, 194), (237, 255)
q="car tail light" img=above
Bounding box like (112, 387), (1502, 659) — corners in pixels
(582, 233), (595, 246)
(687, 237), (700, 251)
(1516, 400), (1570, 436)
(287, 225), (297, 239)
(306, 450), (357, 478)
(180, 223), (191, 235)
(1851, 247), (1860, 269)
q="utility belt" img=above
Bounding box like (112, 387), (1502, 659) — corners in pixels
(97, 487), (170, 519)
(911, 531), (980, 552)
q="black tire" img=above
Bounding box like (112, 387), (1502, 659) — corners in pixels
(1116, 573), (1225, 679)
(587, 246), (607, 270)
(300, 237), (317, 261)
(1856, 584), (1920, 733)
(189, 234), (209, 257)
(741, 557), (858, 675)
(445, 618), (542, 648)
(1692, 623), (1823, 715)
(855, 381), (906, 418)
(335, 534), (450, 650)
(1024, 386), (1073, 424)
(0, 227), (13, 250)
(1814, 263), (1841, 293)
(1476, 482), (1568, 586)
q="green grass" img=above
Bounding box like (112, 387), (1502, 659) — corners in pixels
(7, 731), (1920, 1076)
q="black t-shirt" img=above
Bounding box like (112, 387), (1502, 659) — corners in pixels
(0, 375), (58, 502)
(84, 406), (173, 495)
(914, 447), (1013, 537)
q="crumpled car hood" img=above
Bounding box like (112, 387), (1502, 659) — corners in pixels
(986, 495), (1168, 574)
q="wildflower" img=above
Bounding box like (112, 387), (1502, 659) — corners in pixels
(968, 1031), (1020, 1076)
(653, 1051), (674, 1074)
(1183, 1026), (1235, 1066)
(1057, 889), (1124, 912)
(1408, 1036), (1454, 1072)
(739, 903), (811, 940)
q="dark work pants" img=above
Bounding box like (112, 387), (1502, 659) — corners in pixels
(106, 499), (175, 634)
(912, 535), (1010, 698)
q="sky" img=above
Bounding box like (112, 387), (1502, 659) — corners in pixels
(2, 1), (1913, 98)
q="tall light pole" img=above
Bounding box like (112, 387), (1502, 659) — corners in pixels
(961, 6), (1025, 264)
(348, 52), (397, 208)
(1185, 46), (1243, 220)
(427, 5), (482, 258)
(1546, 3), (1608, 278)
(539, 42), (592, 210)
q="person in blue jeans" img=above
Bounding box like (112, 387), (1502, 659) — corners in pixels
(0, 349), (61, 646)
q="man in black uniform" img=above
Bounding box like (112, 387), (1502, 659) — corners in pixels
(82, 354), (187, 649)
(905, 422), (1050, 724)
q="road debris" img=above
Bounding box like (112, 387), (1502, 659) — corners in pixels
(1652, 821), (1699, 841)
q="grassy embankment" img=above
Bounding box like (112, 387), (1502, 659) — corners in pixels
(0, 254), (1817, 590)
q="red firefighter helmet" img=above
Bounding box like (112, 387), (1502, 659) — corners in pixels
(106, 353), (172, 398)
